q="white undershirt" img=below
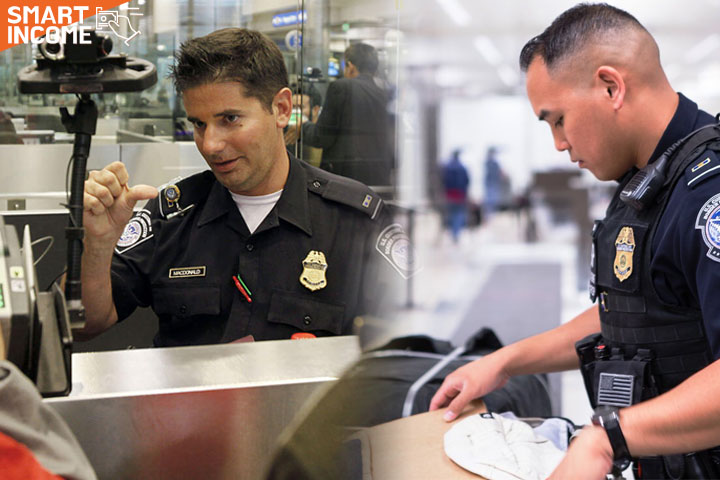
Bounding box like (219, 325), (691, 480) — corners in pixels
(230, 190), (283, 234)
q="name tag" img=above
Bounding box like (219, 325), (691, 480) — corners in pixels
(169, 266), (206, 279)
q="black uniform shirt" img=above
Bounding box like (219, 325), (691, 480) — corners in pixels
(642, 94), (720, 357)
(110, 154), (409, 347)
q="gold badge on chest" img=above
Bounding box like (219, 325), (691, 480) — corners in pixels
(614, 226), (635, 282)
(300, 250), (328, 291)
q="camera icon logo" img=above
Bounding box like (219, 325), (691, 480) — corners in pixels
(96, 9), (119, 28)
(95, 7), (142, 46)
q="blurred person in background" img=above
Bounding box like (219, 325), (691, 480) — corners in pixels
(483, 146), (513, 218)
(442, 149), (471, 243)
(483, 146), (504, 216)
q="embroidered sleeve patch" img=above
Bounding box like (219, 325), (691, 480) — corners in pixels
(115, 209), (154, 255)
(695, 193), (720, 262)
(375, 223), (419, 279)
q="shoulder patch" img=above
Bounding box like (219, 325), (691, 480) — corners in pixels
(307, 173), (384, 219)
(375, 223), (419, 278)
(685, 150), (720, 189)
(695, 192), (720, 262)
(116, 209), (153, 255)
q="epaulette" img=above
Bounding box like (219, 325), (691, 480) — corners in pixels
(685, 149), (720, 190)
(157, 170), (215, 219)
(306, 168), (384, 220)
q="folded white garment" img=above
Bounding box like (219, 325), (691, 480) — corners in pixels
(444, 413), (565, 480)
(498, 411), (574, 451)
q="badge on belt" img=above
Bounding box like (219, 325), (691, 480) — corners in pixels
(613, 226), (635, 282)
(300, 250), (328, 291)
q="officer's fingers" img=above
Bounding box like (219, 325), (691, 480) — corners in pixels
(103, 161), (130, 186)
(90, 168), (124, 198)
(429, 378), (461, 411)
(84, 180), (115, 209)
(87, 167), (123, 198)
(126, 185), (158, 204)
(83, 191), (107, 216)
(443, 381), (475, 422)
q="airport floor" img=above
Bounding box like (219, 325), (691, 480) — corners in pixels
(383, 208), (594, 427)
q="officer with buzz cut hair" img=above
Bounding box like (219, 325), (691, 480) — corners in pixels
(79, 28), (411, 347)
(431, 4), (720, 479)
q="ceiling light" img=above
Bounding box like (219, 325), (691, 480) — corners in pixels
(436, 0), (471, 27)
(497, 65), (520, 87)
(474, 36), (502, 66)
(686, 34), (720, 64)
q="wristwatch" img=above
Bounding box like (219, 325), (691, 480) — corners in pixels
(591, 405), (632, 471)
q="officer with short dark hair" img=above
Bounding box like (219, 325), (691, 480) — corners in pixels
(80, 28), (410, 346)
(430, 4), (720, 479)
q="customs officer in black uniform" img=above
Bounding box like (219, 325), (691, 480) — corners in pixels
(429, 5), (720, 479)
(80, 29), (412, 346)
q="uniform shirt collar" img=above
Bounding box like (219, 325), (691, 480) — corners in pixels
(197, 151), (313, 237)
(275, 152), (313, 236)
(647, 92), (702, 164)
(197, 178), (234, 227)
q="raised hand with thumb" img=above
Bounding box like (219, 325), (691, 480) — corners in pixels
(83, 161), (158, 248)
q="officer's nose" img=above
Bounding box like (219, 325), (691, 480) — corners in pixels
(553, 131), (570, 152)
(201, 125), (226, 155)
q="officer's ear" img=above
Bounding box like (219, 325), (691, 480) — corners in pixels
(596, 66), (625, 111)
(273, 87), (293, 129)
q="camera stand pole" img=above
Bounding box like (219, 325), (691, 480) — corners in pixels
(60, 94), (97, 329)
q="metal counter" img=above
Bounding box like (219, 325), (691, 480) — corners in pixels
(45, 336), (360, 480)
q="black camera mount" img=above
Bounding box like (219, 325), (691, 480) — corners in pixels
(7, 29), (157, 395)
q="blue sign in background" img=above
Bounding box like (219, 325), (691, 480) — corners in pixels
(272, 10), (307, 28)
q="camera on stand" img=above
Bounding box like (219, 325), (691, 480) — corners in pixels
(20, 29), (155, 94)
(1, 29), (157, 396)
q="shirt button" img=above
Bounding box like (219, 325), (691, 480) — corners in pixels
(312, 180), (321, 188)
(180, 305), (187, 314)
(303, 315), (312, 325)
(246, 243), (254, 252)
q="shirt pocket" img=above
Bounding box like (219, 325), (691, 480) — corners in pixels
(267, 290), (346, 335)
(152, 285), (221, 319)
